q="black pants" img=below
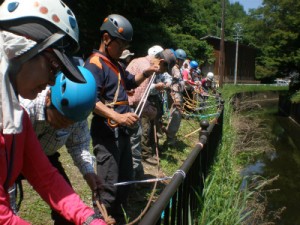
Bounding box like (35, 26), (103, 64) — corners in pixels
(93, 130), (133, 223)
(48, 152), (74, 225)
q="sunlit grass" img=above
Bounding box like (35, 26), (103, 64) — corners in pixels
(18, 147), (91, 224)
(198, 85), (288, 225)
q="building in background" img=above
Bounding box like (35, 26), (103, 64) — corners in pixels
(201, 35), (258, 84)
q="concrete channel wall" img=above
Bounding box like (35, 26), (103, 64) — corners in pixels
(279, 94), (300, 124)
(232, 91), (281, 110)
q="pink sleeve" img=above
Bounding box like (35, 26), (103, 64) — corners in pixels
(126, 59), (150, 106)
(182, 70), (188, 81)
(182, 70), (195, 85)
(187, 80), (195, 85)
(0, 185), (30, 224)
(21, 114), (106, 224)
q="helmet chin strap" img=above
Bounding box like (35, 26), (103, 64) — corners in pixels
(7, 31), (65, 79)
(104, 38), (115, 60)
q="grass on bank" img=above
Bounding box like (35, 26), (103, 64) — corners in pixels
(198, 84), (288, 225)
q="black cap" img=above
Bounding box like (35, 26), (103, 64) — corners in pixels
(2, 21), (85, 83)
(52, 48), (85, 83)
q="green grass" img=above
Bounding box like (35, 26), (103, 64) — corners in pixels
(220, 84), (288, 100)
(160, 95), (222, 175)
(198, 84), (288, 225)
(18, 147), (92, 224)
(198, 95), (248, 224)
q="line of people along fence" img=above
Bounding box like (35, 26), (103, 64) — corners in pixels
(139, 100), (224, 225)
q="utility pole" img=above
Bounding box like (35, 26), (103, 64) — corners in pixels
(219, 0), (225, 88)
(233, 23), (243, 85)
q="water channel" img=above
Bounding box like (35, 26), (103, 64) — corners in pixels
(241, 99), (300, 224)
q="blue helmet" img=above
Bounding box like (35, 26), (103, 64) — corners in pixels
(51, 66), (97, 122)
(189, 60), (199, 69)
(175, 49), (187, 60)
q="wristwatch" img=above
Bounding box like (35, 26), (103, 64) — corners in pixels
(82, 214), (102, 225)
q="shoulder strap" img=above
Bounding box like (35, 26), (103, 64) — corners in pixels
(89, 52), (124, 107)
(90, 52), (119, 75)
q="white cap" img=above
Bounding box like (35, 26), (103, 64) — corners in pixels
(148, 45), (163, 56)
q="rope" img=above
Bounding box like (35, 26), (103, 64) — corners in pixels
(134, 73), (156, 118)
(183, 112), (220, 119)
(193, 103), (220, 111)
(95, 200), (116, 225)
(92, 156), (116, 225)
(125, 123), (160, 225)
(112, 169), (186, 186)
(184, 127), (202, 138)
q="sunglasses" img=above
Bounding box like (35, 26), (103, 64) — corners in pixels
(114, 38), (130, 49)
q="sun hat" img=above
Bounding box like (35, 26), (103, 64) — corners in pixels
(119, 49), (134, 59)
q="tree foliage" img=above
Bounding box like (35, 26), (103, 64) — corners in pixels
(71, 0), (246, 67)
(55, 0), (300, 80)
(245, 0), (300, 79)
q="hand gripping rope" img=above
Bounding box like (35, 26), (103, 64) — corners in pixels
(134, 72), (156, 118)
(107, 72), (156, 128)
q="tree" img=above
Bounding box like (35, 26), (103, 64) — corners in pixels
(246, 0), (300, 79)
(70, 0), (251, 72)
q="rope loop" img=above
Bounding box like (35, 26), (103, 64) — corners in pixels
(174, 169), (186, 179)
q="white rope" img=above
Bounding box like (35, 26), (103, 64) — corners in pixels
(134, 73), (156, 117)
(113, 169), (186, 186)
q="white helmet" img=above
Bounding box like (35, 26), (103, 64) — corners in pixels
(148, 45), (163, 56)
(0, 0), (84, 83)
(207, 72), (214, 81)
(0, 0), (78, 43)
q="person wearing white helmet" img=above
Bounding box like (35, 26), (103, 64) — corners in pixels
(147, 45), (164, 57)
(14, 67), (105, 225)
(201, 71), (215, 93)
(0, 0), (106, 224)
(126, 47), (176, 168)
(126, 45), (164, 171)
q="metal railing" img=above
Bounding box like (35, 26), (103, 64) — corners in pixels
(139, 102), (224, 225)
